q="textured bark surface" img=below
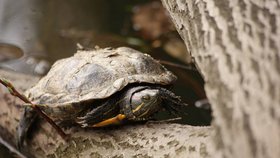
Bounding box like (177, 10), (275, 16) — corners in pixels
(0, 70), (213, 158)
(161, 0), (280, 158)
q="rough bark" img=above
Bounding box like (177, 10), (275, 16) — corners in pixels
(0, 69), (213, 158)
(161, 0), (280, 158)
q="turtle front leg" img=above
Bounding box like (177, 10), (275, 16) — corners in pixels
(76, 97), (123, 127)
(158, 88), (188, 117)
(17, 107), (38, 149)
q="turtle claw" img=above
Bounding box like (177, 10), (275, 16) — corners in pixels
(17, 107), (38, 150)
(76, 117), (89, 127)
(158, 88), (188, 117)
(76, 107), (108, 127)
(76, 99), (119, 127)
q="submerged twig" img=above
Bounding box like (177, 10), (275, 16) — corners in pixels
(0, 78), (68, 140)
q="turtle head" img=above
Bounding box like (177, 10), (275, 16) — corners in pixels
(120, 87), (162, 120)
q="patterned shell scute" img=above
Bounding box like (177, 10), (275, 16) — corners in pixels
(25, 47), (177, 106)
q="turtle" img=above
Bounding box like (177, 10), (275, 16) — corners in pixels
(18, 47), (187, 148)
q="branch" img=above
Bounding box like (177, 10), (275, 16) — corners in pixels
(0, 78), (67, 141)
(0, 70), (214, 158)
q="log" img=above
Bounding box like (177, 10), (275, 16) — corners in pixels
(161, 1), (280, 158)
(0, 69), (213, 158)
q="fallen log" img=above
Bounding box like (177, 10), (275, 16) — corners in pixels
(0, 69), (213, 158)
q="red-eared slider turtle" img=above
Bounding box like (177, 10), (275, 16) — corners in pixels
(18, 47), (186, 147)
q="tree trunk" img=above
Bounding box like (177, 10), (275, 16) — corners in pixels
(0, 70), (213, 158)
(161, 0), (280, 158)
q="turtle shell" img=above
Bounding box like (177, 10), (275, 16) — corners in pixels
(25, 47), (177, 107)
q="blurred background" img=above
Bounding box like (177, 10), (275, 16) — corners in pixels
(0, 0), (211, 157)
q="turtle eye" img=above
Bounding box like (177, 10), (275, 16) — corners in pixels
(142, 94), (151, 101)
